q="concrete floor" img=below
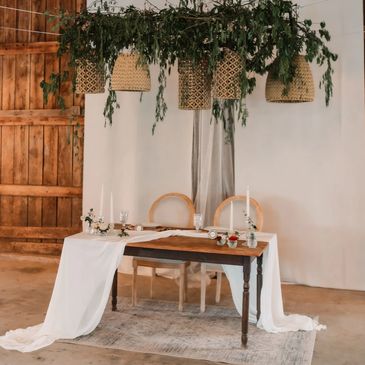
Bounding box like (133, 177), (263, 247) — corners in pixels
(0, 254), (364, 365)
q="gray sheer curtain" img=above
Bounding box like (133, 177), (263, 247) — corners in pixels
(192, 109), (235, 226)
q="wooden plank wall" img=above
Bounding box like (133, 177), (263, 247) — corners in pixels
(0, 0), (85, 255)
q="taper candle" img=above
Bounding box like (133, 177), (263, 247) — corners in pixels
(246, 186), (250, 218)
(229, 201), (234, 232)
(110, 192), (114, 224)
(99, 183), (104, 218)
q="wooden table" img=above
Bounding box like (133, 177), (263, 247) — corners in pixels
(111, 235), (269, 348)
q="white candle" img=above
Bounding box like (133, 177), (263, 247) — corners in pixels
(99, 183), (104, 218)
(246, 185), (250, 218)
(229, 201), (234, 232)
(110, 192), (114, 224)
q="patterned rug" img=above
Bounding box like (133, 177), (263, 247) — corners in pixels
(63, 298), (316, 365)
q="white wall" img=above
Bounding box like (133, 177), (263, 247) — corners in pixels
(110, 64), (193, 224)
(83, 92), (113, 218)
(235, 0), (365, 290)
(84, 0), (365, 290)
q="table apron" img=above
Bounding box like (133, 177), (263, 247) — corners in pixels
(124, 246), (257, 266)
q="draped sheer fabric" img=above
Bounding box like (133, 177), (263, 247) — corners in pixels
(192, 110), (235, 226)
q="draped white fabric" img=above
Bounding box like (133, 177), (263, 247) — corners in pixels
(0, 235), (125, 352)
(192, 110), (235, 226)
(0, 230), (323, 353)
(223, 232), (325, 332)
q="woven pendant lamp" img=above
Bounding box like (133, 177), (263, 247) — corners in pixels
(111, 53), (151, 92)
(213, 49), (243, 100)
(265, 55), (315, 103)
(75, 60), (105, 94)
(178, 59), (212, 110)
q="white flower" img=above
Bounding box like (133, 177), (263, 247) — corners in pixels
(99, 223), (109, 231)
(80, 216), (85, 221)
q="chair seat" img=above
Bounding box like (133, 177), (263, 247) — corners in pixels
(134, 257), (189, 268)
(204, 263), (224, 272)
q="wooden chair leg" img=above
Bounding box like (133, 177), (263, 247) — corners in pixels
(150, 267), (156, 298)
(216, 271), (222, 303)
(183, 266), (188, 302)
(132, 261), (138, 306)
(200, 263), (207, 312)
(179, 264), (185, 312)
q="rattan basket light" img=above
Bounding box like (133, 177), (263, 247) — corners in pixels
(75, 60), (105, 94)
(111, 53), (151, 92)
(265, 55), (315, 103)
(178, 59), (211, 110)
(213, 49), (243, 100)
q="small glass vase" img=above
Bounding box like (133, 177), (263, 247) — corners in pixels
(216, 234), (227, 246)
(193, 213), (203, 231)
(227, 239), (238, 248)
(246, 230), (257, 248)
(84, 222), (92, 234)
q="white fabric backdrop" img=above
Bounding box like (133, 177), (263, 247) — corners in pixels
(84, 0), (365, 290)
(234, 0), (365, 290)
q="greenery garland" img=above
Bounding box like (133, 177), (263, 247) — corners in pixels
(41, 0), (337, 134)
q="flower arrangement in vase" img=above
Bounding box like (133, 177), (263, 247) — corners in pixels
(227, 234), (239, 248)
(216, 231), (240, 248)
(80, 208), (96, 233)
(80, 209), (111, 235)
(244, 214), (258, 248)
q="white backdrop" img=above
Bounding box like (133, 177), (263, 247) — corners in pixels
(84, 0), (365, 290)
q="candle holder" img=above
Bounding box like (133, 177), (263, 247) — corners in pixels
(208, 229), (218, 240)
(118, 210), (130, 237)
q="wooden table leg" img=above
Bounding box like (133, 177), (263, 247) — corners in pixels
(256, 254), (263, 322)
(242, 256), (251, 348)
(112, 269), (118, 311)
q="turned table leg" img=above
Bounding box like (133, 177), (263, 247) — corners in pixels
(256, 254), (263, 322)
(242, 256), (251, 348)
(112, 269), (118, 311)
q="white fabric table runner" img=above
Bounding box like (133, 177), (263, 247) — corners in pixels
(0, 230), (324, 352)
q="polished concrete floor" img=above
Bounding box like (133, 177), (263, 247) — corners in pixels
(0, 254), (364, 365)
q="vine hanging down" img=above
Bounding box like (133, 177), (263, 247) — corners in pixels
(41, 0), (337, 134)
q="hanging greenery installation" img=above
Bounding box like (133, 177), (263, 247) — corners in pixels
(41, 0), (338, 134)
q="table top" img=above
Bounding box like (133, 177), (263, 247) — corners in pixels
(126, 235), (268, 257)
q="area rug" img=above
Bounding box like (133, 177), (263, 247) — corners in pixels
(63, 298), (316, 365)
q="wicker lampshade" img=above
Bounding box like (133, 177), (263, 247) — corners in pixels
(265, 55), (315, 103)
(178, 59), (211, 110)
(213, 49), (243, 100)
(111, 53), (151, 92)
(75, 60), (105, 94)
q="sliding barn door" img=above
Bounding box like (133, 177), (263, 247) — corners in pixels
(0, 0), (85, 254)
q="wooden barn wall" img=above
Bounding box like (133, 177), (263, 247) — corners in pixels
(0, 0), (85, 254)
